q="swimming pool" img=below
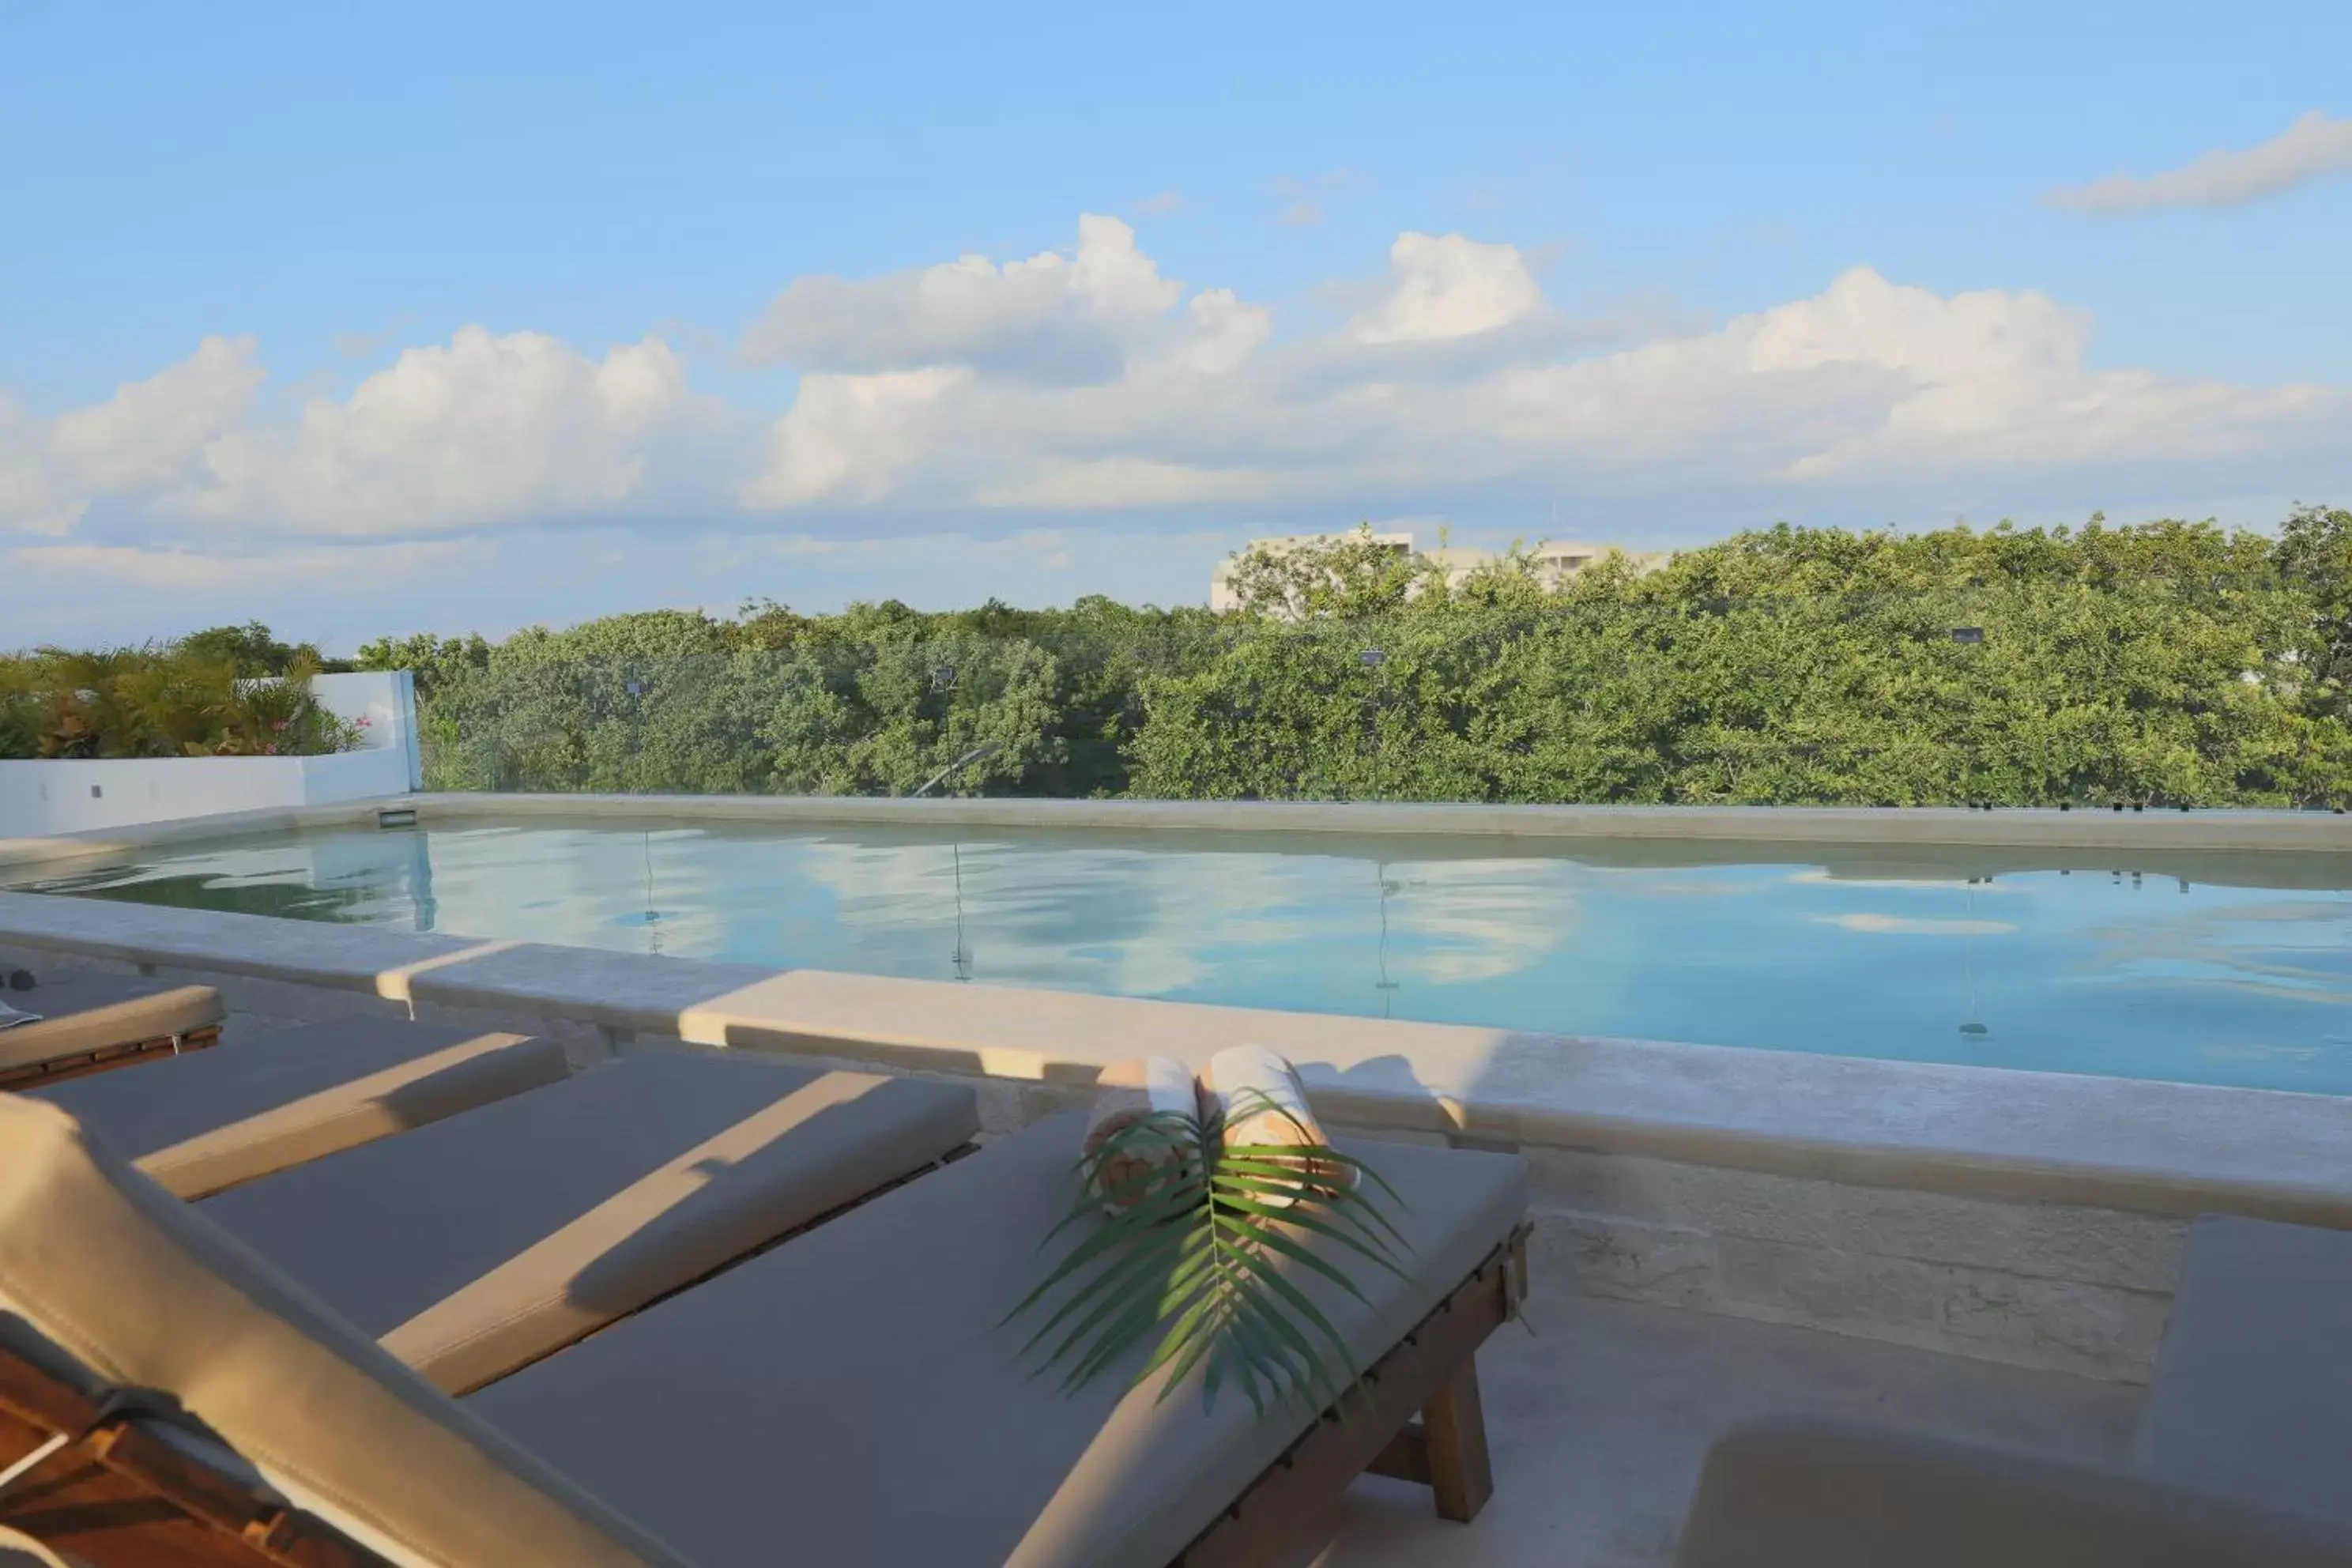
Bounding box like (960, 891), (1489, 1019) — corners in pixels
(13, 816), (2352, 1095)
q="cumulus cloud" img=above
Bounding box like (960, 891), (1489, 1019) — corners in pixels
(742, 366), (970, 509)
(2049, 111), (2352, 211)
(1, 337), (261, 535)
(1344, 232), (1549, 344)
(6, 215), (2346, 552)
(2, 328), (699, 541)
(179, 328), (694, 536)
(737, 221), (2346, 514)
(737, 215), (1182, 379)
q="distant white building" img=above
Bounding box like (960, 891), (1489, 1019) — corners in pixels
(1210, 530), (1666, 611)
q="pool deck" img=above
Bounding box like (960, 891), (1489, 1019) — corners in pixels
(1313, 1283), (2138, 1567)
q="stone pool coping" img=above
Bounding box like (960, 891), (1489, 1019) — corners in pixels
(5, 790), (2352, 876)
(2, 881), (2346, 1233)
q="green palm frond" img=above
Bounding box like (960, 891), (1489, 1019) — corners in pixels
(1006, 1090), (1411, 1422)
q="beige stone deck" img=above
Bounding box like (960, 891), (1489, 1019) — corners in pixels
(1312, 1288), (2139, 1566)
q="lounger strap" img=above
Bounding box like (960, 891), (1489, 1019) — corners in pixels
(84, 1383), (194, 1431)
(74, 1382), (204, 1454)
(0, 1384), (205, 1498)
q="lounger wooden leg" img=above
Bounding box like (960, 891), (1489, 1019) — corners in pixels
(1422, 1359), (1493, 1522)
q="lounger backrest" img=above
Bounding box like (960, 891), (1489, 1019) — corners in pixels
(0, 1095), (695, 1568)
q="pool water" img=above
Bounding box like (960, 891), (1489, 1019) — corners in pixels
(14, 819), (2352, 1095)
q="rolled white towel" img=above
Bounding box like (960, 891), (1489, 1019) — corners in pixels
(1082, 1056), (1199, 1210)
(1200, 1044), (1353, 1208)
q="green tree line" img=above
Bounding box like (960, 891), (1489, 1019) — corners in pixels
(338, 505), (2348, 808)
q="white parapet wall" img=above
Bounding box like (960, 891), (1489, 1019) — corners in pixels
(0, 671), (419, 839)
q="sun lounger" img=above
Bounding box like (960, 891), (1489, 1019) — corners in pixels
(1673, 1416), (2352, 1567)
(28, 1018), (571, 1198)
(1677, 1213), (2352, 1566)
(2135, 1215), (2352, 1534)
(0, 1092), (1527, 1568)
(196, 1050), (983, 1393)
(0, 971), (224, 1089)
(466, 1108), (1530, 1565)
(0, 1094), (692, 1566)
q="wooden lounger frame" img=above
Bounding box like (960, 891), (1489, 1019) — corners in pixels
(0, 1023), (224, 1091)
(0, 1223), (1533, 1567)
(0, 1314), (382, 1566)
(1173, 1222), (1534, 1567)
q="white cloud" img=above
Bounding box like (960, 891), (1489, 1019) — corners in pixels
(738, 214), (1182, 379)
(1, 337), (262, 535)
(737, 224), (2346, 515)
(1132, 190), (1183, 216)
(177, 328), (694, 536)
(1344, 232), (1548, 345)
(6, 216), (2346, 559)
(2049, 111), (2352, 212)
(3, 329), (699, 542)
(741, 366), (970, 509)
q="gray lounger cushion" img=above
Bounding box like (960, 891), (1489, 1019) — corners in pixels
(0, 972), (222, 1070)
(202, 1050), (981, 1393)
(2137, 1214), (2352, 1531)
(1676, 1417), (2352, 1567)
(32, 1019), (570, 1198)
(466, 1110), (1528, 1568)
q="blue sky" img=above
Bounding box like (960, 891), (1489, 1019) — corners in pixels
(5, 0), (2349, 650)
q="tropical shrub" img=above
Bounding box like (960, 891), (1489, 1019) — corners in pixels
(0, 639), (360, 760)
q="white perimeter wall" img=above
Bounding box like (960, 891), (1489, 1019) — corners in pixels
(0, 670), (419, 837)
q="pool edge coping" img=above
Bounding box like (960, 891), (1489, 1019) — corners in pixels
(6, 791), (2352, 877)
(2, 887), (2346, 1231)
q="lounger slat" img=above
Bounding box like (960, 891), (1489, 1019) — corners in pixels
(198, 1050), (981, 1393)
(0, 974), (224, 1090)
(32, 1020), (570, 1198)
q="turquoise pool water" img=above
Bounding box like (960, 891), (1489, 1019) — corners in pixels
(14, 819), (2352, 1094)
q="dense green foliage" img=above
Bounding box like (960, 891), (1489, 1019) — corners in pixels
(0, 635), (359, 760)
(368, 597), (1223, 797)
(338, 505), (2350, 808)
